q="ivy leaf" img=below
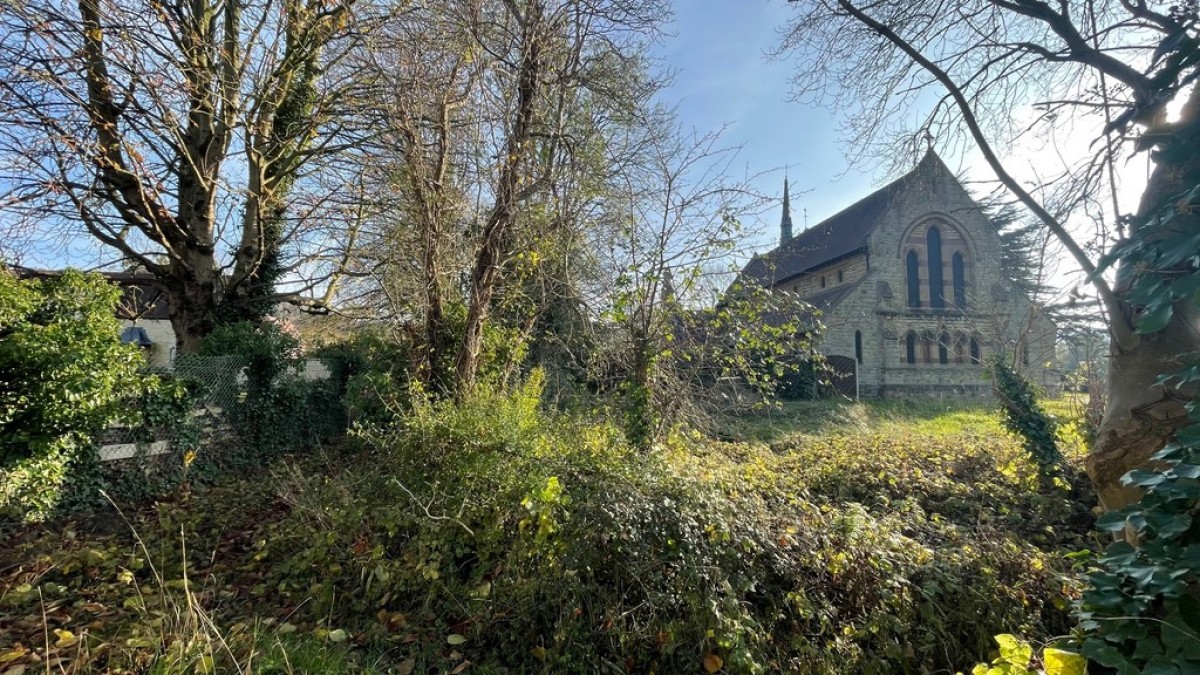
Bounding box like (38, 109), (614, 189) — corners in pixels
(1180, 595), (1200, 635)
(1136, 302), (1174, 334)
(1042, 648), (1086, 675)
(1096, 511), (1131, 531)
(1122, 470), (1166, 488)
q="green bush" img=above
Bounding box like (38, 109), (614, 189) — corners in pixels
(252, 375), (1085, 674)
(0, 268), (148, 522)
(199, 321), (343, 463)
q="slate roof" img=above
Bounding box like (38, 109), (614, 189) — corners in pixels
(741, 151), (948, 289)
(801, 281), (862, 314)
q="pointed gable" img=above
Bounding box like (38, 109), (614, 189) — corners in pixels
(742, 150), (955, 288)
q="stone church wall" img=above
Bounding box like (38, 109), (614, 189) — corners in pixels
(808, 157), (1058, 398)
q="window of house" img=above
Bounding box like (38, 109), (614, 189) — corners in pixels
(906, 251), (921, 308)
(952, 252), (967, 308)
(905, 332), (916, 364)
(970, 337), (981, 364)
(938, 331), (950, 364)
(1022, 343), (1030, 366)
(927, 226), (945, 309)
(838, 269), (844, 283)
(855, 330), (863, 364)
(820, 275), (826, 288)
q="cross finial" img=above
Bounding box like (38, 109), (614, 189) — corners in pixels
(923, 128), (935, 152)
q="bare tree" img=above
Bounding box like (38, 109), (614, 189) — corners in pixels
(346, 0), (669, 396)
(777, 0), (1200, 511)
(0, 0), (368, 351)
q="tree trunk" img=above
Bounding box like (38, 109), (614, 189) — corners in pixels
(1087, 319), (1197, 510)
(1086, 106), (1200, 512)
(454, 0), (543, 395)
(420, 221), (453, 395)
(167, 261), (220, 355)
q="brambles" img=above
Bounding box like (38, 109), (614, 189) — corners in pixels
(0, 395), (1095, 674)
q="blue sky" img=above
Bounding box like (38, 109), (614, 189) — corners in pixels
(652, 2), (885, 253)
(650, 1), (1130, 296)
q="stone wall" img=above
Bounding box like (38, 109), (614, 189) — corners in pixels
(781, 254), (869, 298)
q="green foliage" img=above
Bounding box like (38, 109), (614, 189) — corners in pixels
(200, 320), (300, 386)
(683, 281), (820, 401)
(1073, 178), (1200, 674)
(198, 321), (341, 464)
(0, 268), (148, 522)
(967, 634), (1086, 675)
(0, 399), (1094, 673)
(606, 276), (821, 448)
(247, 393), (1087, 673)
(991, 357), (1063, 488)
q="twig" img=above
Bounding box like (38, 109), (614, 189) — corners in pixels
(390, 478), (475, 536)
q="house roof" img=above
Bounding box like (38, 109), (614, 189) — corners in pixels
(802, 281), (862, 314)
(741, 150), (951, 288)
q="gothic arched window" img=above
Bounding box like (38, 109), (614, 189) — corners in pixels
(970, 337), (981, 364)
(905, 331), (917, 364)
(927, 226), (945, 309)
(855, 330), (863, 364)
(906, 251), (921, 308)
(952, 252), (967, 308)
(938, 331), (950, 365)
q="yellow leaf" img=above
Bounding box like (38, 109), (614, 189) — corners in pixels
(183, 450), (196, 467)
(530, 646), (546, 661)
(0, 646), (28, 663)
(703, 653), (723, 673)
(1043, 648), (1087, 675)
(446, 633), (466, 645)
(52, 629), (78, 649)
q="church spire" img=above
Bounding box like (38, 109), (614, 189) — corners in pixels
(780, 176), (794, 246)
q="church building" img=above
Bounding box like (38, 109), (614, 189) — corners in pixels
(739, 151), (1058, 397)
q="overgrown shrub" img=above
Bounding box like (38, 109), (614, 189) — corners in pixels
(252, 374), (1085, 674)
(0, 268), (148, 522)
(199, 321), (342, 464)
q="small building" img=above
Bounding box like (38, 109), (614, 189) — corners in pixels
(12, 267), (176, 367)
(110, 273), (175, 367)
(738, 151), (1058, 398)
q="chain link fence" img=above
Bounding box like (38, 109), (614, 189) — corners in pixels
(98, 355), (335, 463)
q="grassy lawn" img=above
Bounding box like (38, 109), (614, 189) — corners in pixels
(721, 395), (1091, 444)
(0, 398), (1098, 674)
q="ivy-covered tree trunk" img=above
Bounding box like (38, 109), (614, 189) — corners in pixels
(1086, 92), (1200, 512)
(454, 0), (544, 394)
